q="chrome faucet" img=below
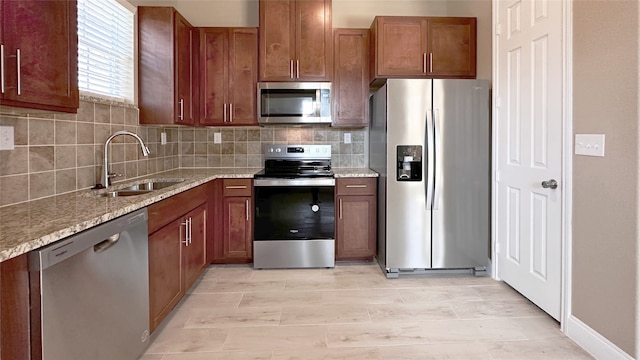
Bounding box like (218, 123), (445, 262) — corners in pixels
(100, 131), (150, 188)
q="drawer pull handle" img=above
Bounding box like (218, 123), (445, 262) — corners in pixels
(16, 49), (20, 95)
(225, 185), (248, 189)
(181, 219), (189, 246)
(246, 199), (249, 221)
(429, 53), (433, 73)
(1, 45), (4, 94)
(345, 184), (367, 188)
(423, 52), (427, 74)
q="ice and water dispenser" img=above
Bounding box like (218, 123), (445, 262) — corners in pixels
(396, 145), (422, 181)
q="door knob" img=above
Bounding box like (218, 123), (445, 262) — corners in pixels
(541, 179), (558, 189)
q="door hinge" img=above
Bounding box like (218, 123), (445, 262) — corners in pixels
(496, 96), (501, 108)
(496, 23), (502, 36)
(495, 170), (501, 182)
(495, 242), (500, 254)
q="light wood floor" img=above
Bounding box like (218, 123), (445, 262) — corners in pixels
(141, 263), (592, 360)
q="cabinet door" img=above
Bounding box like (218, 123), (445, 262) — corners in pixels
(228, 28), (258, 125)
(336, 195), (376, 260)
(426, 17), (476, 78)
(176, 13), (195, 125)
(1, 254), (30, 360)
(138, 7), (176, 125)
(223, 196), (253, 261)
(295, 0), (332, 81)
(1, 0), (78, 112)
(259, 0), (295, 81)
(148, 220), (183, 332)
(372, 16), (426, 77)
(183, 203), (207, 291)
(333, 29), (369, 127)
(200, 28), (228, 126)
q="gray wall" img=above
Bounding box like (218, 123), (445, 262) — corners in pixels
(572, 0), (639, 356)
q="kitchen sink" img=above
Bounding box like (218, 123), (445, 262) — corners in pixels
(97, 190), (153, 198)
(121, 180), (185, 191)
(95, 179), (185, 197)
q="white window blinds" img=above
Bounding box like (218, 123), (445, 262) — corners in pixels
(77, 0), (134, 102)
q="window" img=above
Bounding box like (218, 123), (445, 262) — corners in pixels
(77, 0), (134, 102)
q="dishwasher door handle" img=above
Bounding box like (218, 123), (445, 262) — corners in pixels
(93, 233), (121, 253)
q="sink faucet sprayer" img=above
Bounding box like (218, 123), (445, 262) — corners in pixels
(98, 131), (150, 189)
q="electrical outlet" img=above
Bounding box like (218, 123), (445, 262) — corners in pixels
(214, 133), (222, 144)
(0, 126), (15, 150)
(344, 132), (351, 144)
(160, 132), (167, 145)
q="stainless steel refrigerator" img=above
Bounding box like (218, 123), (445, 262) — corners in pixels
(369, 79), (490, 277)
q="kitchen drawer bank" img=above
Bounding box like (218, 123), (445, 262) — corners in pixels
(0, 168), (261, 263)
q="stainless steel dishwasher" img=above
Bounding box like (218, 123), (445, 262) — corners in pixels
(29, 208), (150, 360)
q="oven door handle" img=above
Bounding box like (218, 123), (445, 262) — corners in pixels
(254, 178), (335, 187)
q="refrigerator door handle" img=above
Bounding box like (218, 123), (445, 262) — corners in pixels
(432, 109), (441, 210)
(425, 109), (435, 210)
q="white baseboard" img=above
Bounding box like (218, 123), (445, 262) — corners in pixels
(565, 315), (634, 359)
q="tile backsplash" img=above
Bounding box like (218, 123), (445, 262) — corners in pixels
(0, 100), (368, 207)
(177, 126), (367, 169)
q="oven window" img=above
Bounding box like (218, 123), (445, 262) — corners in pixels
(260, 89), (317, 117)
(254, 186), (335, 240)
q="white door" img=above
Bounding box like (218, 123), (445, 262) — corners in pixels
(495, 0), (564, 320)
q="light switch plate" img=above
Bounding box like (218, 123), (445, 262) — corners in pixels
(0, 126), (15, 150)
(160, 132), (167, 145)
(575, 134), (605, 157)
(214, 133), (222, 144)
(344, 133), (351, 144)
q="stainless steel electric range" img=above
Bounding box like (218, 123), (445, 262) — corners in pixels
(253, 144), (335, 269)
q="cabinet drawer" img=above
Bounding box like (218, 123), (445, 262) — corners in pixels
(336, 177), (376, 196)
(222, 179), (252, 197)
(148, 184), (207, 234)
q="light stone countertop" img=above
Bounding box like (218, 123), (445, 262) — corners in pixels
(333, 168), (379, 178)
(0, 167), (378, 263)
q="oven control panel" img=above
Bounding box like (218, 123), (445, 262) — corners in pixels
(263, 144), (331, 160)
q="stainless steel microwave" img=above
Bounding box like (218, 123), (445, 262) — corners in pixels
(257, 82), (331, 125)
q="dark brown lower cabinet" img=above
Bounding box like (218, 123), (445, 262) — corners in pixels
(148, 184), (208, 332)
(214, 178), (253, 263)
(1, 254), (30, 360)
(148, 218), (184, 332)
(335, 177), (377, 261)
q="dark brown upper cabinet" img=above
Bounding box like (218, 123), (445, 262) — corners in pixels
(370, 16), (476, 87)
(332, 29), (369, 127)
(259, 0), (332, 82)
(138, 7), (198, 126)
(0, 0), (78, 113)
(199, 28), (258, 126)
